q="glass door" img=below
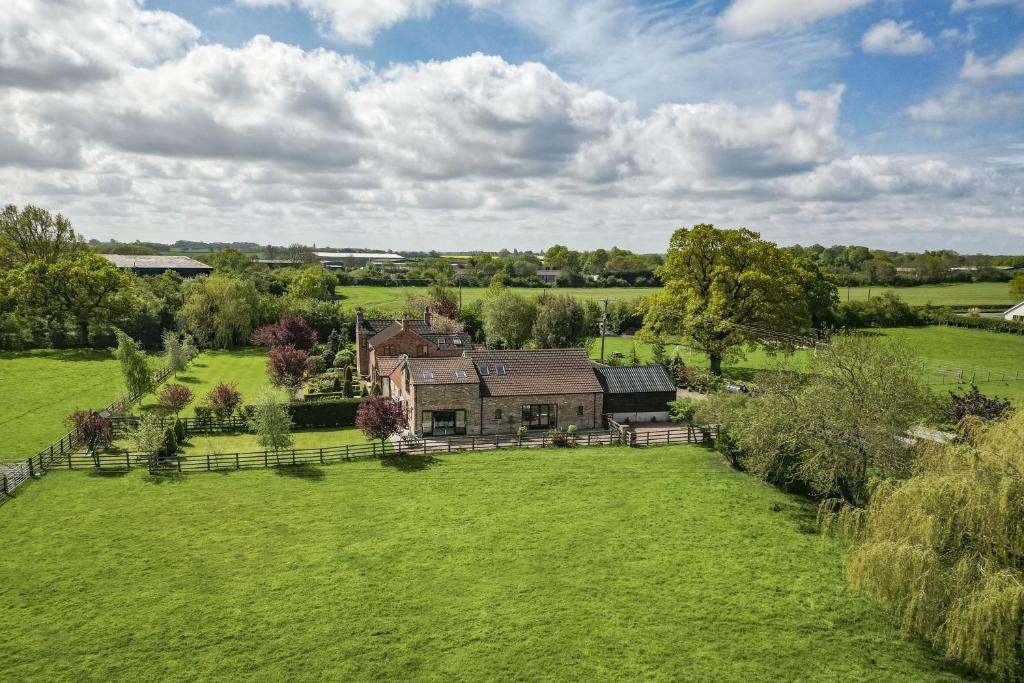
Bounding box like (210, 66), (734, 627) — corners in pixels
(522, 404), (557, 430)
(424, 410), (466, 436)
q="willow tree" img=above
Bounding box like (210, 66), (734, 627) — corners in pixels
(824, 410), (1024, 680)
(644, 225), (835, 375)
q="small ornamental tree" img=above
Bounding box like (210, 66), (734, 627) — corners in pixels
(66, 410), (113, 452)
(162, 330), (186, 376)
(248, 387), (293, 453)
(948, 384), (1012, 424)
(181, 334), (199, 361)
(355, 397), (405, 450)
(128, 413), (165, 469)
(113, 329), (152, 399)
(252, 314), (317, 350)
(343, 365), (354, 398)
(268, 345), (311, 392)
(157, 383), (193, 416)
(207, 382), (242, 418)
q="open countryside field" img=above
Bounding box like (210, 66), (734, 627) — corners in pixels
(0, 349), (158, 460)
(601, 326), (1024, 403)
(136, 348), (271, 416)
(339, 281), (1016, 314)
(337, 285), (660, 312)
(0, 447), (966, 681)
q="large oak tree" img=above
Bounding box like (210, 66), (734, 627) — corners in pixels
(644, 224), (835, 375)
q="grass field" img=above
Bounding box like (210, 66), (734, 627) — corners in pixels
(176, 426), (372, 454)
(138, 348), (271, 416)
(0, 349), (158, 460)
(599, 326), (1024, 403)
(0, 446), (966, 681)
(338, 281), (1015, 314)
(840, 281), (1013, 307)
(337, 285), (659, 312)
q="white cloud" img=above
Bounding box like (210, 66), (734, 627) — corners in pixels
(0, 0), (199, 90)
(236, 0), (492, 44)
(961, 46), (1024, 80)
(862, 20), (934, 55)
(907, 86), (1024, 123)
(717, 0), (876, 37)
(952, 0), (1024, 12)
(1, 7), (1020, 252)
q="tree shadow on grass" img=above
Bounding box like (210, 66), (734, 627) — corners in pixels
(381, 453), (439, 472)
(143, 469), (188, 485)
(174, 376), (201, 384)
(273, 464), (326, 481)
(87, 468), (130, 478)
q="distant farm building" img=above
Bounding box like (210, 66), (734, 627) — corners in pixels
(100, 254), (212, 277)
(1005, 301), (1024, 322)
(314, 252), (404, 270)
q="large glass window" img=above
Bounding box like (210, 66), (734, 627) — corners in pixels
(521, 404), (557, 430)
(423, 409), (467, 436)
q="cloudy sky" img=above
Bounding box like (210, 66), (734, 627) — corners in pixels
(2, 1), (1023, 252)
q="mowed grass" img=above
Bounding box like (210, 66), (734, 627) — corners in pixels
(839, 281), (1012, 307)
(337, 285), (659, 313)
(598, 326), (1024, 403)
(0, 447), (967, 681)
(338, 281), (1015, 314)
(0, 349), (156, 459)
(138, 348), (270, 416)
(176, 426), (373, 454)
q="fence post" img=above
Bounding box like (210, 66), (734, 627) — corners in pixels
(264, 452), (268, 468)
(126, 451), (131, 469)
(319, 448), (324, 465)
(495, 433), (499, 448)
(646, 432), (650, 446)
(27, 457), (34, 478)
(346, 444), (351, 461)
(177, 458), (182, 473)
(448, 438), (452, 453)
(236, 453), (240, 469)
(2, 474), (7, 496)
(587, 432), (592, 447)
(207, 454), (211, 471)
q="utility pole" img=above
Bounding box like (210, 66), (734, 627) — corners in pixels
(600, 298), (610, 362)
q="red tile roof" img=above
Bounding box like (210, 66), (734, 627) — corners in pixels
(375, 356), (402, 377)
(406, 356), (479, 385)
(466, 348), (603, 396)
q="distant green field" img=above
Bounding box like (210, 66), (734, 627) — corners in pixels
(599, 326), (1024, 403)
(0, 349), (160, 459)
(337, 285), (659, 313)
(0, 447), (966, 681)
(840, 281), (1013, 307)
(137, 348), (272, 416)
(339, 281), (1014, 314)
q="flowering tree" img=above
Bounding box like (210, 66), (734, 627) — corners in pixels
(355, 397), (405, 449)
(157, 383), (194, 416)
(268, 345), (311, 392)
(251, 314), (317, 350)
(207, 382), (242, 418)
(66, 410), (113, 452)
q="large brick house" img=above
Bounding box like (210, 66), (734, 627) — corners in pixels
(381, 348), (606, 436)
(355, 307), (472, 378)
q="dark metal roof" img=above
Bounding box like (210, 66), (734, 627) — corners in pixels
(594, 365), (676, 394)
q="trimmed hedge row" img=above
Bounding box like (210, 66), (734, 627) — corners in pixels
(285, 397), (364, 428)
(919, 310), (1024, 335)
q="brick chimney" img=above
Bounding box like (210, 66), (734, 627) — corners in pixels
(355, 307), (364, 328)
(423, 305), (432, 327)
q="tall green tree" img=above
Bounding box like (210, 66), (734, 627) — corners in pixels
(11, 253), (135, 345)
(289, 266), (336, 301)
(162, 330), (186, 376)
(645, 225), (829, 375)
(532, 295), (587, 348)
(248, 387), (293, 453)
(178, 273), (260, 349)
(824, 410), (1024, 680)
(113, 330), (153, 399)
(483, 289), (538, 349)
(0, 204), (85, 269)
(1010, 272), (1024, 302)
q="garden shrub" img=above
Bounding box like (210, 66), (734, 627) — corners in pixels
(285, 397), (364, 428)
(173, 418), (186, 444)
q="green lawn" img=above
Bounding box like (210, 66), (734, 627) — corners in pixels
(599, 326), (1024, 403)
(177, 426), (372, 454)
(839, 281), (1012, 307)
(0, 446), (966, 681)
(339, 281), (1015, 314)
(138, 348), (271, 416)
(0, 349), (157, 459)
